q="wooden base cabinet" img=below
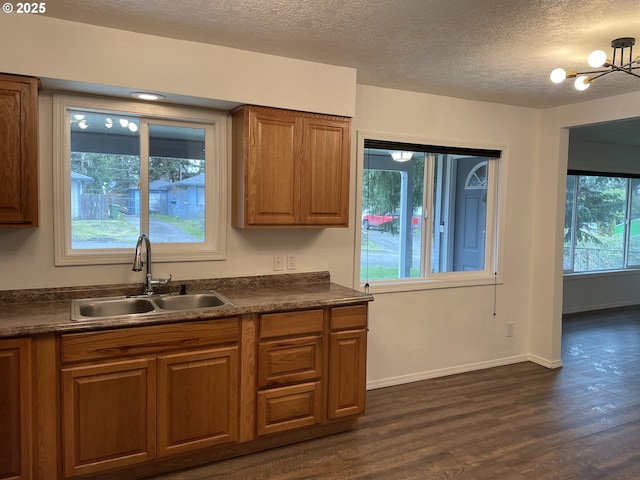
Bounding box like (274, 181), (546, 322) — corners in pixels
(61, 358), (156, 478)
(60, 319), (241, 478)
(256, 310), (324, 435)
(49, 306), (368, 479)
(0, 337), (32, 480)
(328, 305), (368, 419)
(157, 346), (239, 457)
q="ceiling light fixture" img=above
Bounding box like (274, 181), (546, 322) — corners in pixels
(550, 37), (640, 90)
(391, 151), (413, 162)
(131, 92), (166, 101)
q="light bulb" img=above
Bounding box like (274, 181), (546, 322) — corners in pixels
(119, 118), (129, 128)
(574, 75), (591, 91)
(104, 118), (113, 128)
(128, 122), (139, 133)
(588, 50), (607, 68)
(550, 68), (567, 83)
(78, 119), (89, 129)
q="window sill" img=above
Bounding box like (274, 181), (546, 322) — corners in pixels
(362, 274), (501, 294)
(563, 268), (640, 281)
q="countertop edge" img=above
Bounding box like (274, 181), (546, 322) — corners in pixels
(0, 273), (373, 338)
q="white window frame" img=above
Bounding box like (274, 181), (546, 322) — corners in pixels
(355, 131), (506, 293)
(53, 94), (228, 266)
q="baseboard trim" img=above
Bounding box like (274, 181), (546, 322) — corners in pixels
(563, 300), (640, 315)
(366, 354), (530, 390)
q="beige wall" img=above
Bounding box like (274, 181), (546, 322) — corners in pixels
(3, 14), (640, 388)
(354, 85), (543, 386)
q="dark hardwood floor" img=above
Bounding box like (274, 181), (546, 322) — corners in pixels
(149, 307), (640, 479)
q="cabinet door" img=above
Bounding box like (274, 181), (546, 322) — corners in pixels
(0, 74), (38, 227)
(328, 330), (367, 419)
(246, 107), (300, 225)
(300, 115), (350, 226)
(157, 346), (239, 457)
(62, 358), (156, 478)
(0, 338), (31, 480)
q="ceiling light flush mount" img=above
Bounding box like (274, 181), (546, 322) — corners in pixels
(130, 92), (166, 101)
(550, 37), (640, 90)
(391, 151), (413, 162)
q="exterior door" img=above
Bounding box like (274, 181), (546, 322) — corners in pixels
(453, 157), (487, 271)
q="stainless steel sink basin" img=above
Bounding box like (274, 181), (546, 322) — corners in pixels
(71, 291), (232, 320)
(153, 293), (227, 311)
(74, 297), (155, 319)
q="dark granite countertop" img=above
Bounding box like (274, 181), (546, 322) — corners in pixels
(0, 272), (373, 338)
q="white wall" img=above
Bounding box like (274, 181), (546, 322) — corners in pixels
(0, 15), (356, 117)
(354, 85), (545, 387)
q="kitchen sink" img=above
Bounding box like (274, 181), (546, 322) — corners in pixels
(153, 293), (227, 311)
(71, 292), (232, 320)
(74, 297), (155, 319)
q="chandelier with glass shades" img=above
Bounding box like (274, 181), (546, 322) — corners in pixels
(550, 37), (640, 90)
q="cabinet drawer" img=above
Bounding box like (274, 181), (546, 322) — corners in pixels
(259, 309), (323, 339)
(62, 318), (240, 365)
(330, 304), (367, 331)
(258, 335), (322, 388)
(257, 382), (321, 436)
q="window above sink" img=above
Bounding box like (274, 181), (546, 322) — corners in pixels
(52, 94), (229, 266)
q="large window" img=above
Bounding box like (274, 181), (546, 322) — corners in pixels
(360, 137), (501, 288)
(564, 172), (640, 273)
(54, 95), (227, 266)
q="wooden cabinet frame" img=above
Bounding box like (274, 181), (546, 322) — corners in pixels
(232, 105), (350, 228)
(0, 73), (38, 227)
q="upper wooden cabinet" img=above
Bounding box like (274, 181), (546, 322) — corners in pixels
(232, 105), (350, 228)
(0, 73), (38, 227)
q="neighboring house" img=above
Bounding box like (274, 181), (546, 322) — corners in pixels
(126, 175), (204, 219)
(70, 171), (93, 219)
(169, 173), (205, 219)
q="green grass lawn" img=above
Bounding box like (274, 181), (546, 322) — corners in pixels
(72, 219), (137, 240)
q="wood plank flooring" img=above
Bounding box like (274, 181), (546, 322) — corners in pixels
(148, 307), (640, 479)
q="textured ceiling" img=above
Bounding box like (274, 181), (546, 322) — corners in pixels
(44, 0), (640, 109)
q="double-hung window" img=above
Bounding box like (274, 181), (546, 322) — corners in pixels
(53, 94), (227, 266)
(564, 171), (640, 272)
(359, 136), (502, 290)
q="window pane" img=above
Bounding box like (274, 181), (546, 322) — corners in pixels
(432, 155), (488, 272)
(564, 175), (576, 270)
(148, 124), (206, 243)
(360, 148), (424, 281)
(628, 178), (640, 265)
(70, 110), (141, 249)
(574, 175), (626, 271)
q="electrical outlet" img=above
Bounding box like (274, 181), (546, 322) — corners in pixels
(287, 253), (296, 270)
(273, 254), (284, 271)
(507, 322), (514, 337)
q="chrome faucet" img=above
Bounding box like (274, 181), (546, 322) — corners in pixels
(132, 233), (171, 295)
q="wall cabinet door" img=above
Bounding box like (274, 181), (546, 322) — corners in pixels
(0, 338), (31, 480)
(232, 105), (350, 228)
(300, 115), (350, 226)
(62, 358), (157, 478)
(243, 107), (299, 225)
(157, 346), (239, 457)
(0, 74), (38, 227)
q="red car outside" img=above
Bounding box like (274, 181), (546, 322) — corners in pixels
(362, 212), (419, 229)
